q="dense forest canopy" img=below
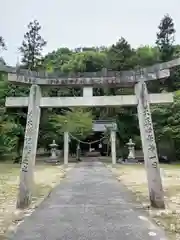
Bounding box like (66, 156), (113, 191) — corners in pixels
(1, 14), (180, 161)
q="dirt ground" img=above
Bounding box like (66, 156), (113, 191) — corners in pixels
(107, 163), (180, 240)
(0, 161), (74, 239)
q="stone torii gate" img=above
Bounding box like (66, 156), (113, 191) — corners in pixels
(3, 58), (180, 209)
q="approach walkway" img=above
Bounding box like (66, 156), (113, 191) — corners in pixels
(9, 161), (167, 240)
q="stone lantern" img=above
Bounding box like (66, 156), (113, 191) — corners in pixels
(49, 140), (58, 162)
(126, 138), (136, 163)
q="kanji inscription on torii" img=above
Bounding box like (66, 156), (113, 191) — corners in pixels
(7, 70), (167, 86)
(0, 60), (176, 87)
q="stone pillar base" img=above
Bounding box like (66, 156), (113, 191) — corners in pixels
(45, 158), (59, 164)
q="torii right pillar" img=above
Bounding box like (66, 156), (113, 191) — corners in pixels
(135, 79), (165, 209)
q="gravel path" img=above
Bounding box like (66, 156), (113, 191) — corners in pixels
(9, 161), (167, 240)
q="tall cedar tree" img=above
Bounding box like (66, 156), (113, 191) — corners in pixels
(156, 14), (175, 62)
(0, 36), (6, 51)
(19, 20), (47, 70)
(0, 36), (6, 64)
(156, 14), (178, 91)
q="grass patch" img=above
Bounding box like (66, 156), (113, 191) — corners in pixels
(107, 162), (180, 240)
(0, 161), (74, 238)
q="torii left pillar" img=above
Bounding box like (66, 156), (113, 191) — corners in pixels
(17, 85), (41, 209)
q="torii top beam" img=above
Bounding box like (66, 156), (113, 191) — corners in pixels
(1, 58), (180, 87)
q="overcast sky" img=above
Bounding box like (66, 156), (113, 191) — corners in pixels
(0, 0), (179, 65)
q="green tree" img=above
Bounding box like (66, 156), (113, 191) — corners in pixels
(156, 14), (177, 91)
(19, 20), (47, 70)
(42, 48), (73, 72)
(61, 50), (107, 73)
(40, 108), (93, 152)
(156, 14), (175, 62)
(50, 108), (93, 139)
(152, 91), (180, 159)
(0, 36), (6, 51)
(0, 73), (24, 160)
(134, 46), (160, 67)
(12, 20), (47, 161)
(0, 36), (6, 64)
(107, 37), (135, 71)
